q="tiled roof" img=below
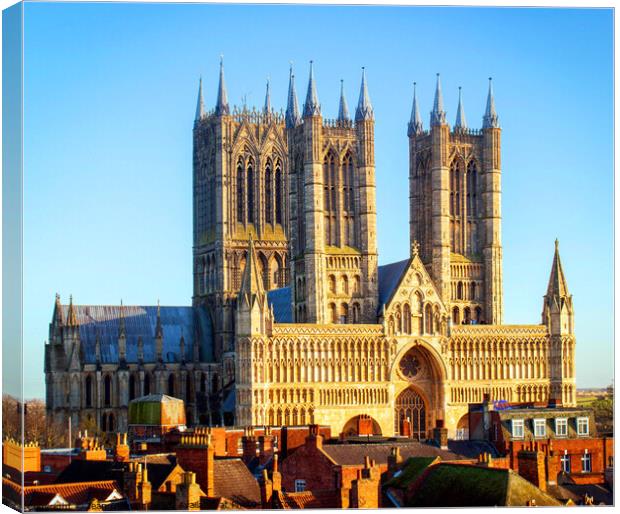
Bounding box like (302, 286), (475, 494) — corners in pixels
(3, 477), (122, 508)
(321, 441), (469, 466)
(213, 458), (261, 508)
(59, 304), (214, 364)
(276, 490), (340, 509)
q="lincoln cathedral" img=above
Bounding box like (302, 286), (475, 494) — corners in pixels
(45, 58), (576, 439)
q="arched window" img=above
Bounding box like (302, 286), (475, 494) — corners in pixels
(353, 275), (361, 294)
(323, 152), (337, 245)
(329, 303), (337, 323)
(344, 153), (355, 212)
(108, 413), (115, 432)
(328, 275), (336, 294)
(475, 306), (483, 323)
(342, 275), (349, 294)
(467, 161), (478, 217)
(464, 307), (471, 324)
(470, 282), (477, 300)
(457, 281), (464, 300)
(247, 159), (254, 224)
(275, 161), (283, 225)
(101, 413), (107, 432)
(403, 303), (412, 334)
(425, 304), (433, 334)
(168, 374), (175, 396)
(144, 374), (151, 395)
(236, 159), (244, 224)
(129, 375), (136, 401)
(265, 160), (273, 225)
(352, 303), (360, 323)
(452, 307), (460, 325)
(450, 160), (462, 253)
(340, 303), (349, 324)
(85, 376), (92, 407)
(104, 375), (112, 406)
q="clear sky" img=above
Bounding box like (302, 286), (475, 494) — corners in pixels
(20, 3), (612, 399)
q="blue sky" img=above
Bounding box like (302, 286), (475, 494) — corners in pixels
(21, 3), (612, 398)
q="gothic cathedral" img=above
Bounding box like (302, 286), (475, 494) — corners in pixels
(45, 59), (576, 439)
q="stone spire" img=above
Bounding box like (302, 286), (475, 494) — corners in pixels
(407, 82), (423, 137)
(195, 77), (205, 122)
(155, 299), (163, 339)
(482, 77), (499, 129)
(53, 293), (64, 325)
(355, 67), (373, 122)
(264, 77), (271, 114)
(430, 73), (446, 126)
(215, 56), (230, 116)
(118, 299), (126, 338)
(454, 87), (467, 130)
(285, 64), (301, 128)
(338, 80), (350, 122)
(239, 235), (265, 298)
(546, 239), (570, 299)
(67, 295), (78, 327)
(303, 61), (320, 117)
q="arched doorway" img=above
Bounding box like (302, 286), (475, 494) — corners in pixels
(342, 415), (382, 437)
(395, 388), (426, 440)
(393, 342), (446, 439)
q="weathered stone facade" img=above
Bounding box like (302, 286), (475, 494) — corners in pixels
(45, 61), (576, 438)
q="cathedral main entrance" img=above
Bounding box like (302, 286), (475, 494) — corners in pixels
(395, 388), (426, 439)
(393, 342), (445, 439)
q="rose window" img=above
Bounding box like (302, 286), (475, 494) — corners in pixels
(399, 353), (421, 379)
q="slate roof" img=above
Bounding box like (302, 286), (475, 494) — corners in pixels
(212, 458), (262, 508)
(267, 259), (412, 323)
(377, 259), (410, 307)
(60, 304), (214, 363)
(321, 440), (472, 466)
(267, 287), (293, 323)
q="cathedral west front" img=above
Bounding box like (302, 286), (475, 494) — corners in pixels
(45, 59), (576, 439)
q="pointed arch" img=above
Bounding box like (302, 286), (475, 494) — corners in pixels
(275, 159), (283, 225)
(265, 158), (273, 225)
(247, 158), (255, 224)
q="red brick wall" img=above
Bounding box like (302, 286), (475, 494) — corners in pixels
(507, 437), (613, 484)
(280, 439), (336, 492)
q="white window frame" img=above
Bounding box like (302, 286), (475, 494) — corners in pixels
(577, 417), (589, 436)
(533, 418), (546, 438)
(581, 450), (591, 473)
(561, 450), (571, 473)
(294, 479), (306, 492)
(512, 419), (524, 439)
(555, 418), (568, 438)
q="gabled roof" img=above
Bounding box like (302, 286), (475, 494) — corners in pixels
(213, 458), (261, 508)
(3, 477), (123, 508)
(377, 259), (409, 307)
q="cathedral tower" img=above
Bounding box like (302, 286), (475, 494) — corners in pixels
(193, 58), (289, 364)
(409, 76), (503, 325)
(288, 64), (378, 324)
